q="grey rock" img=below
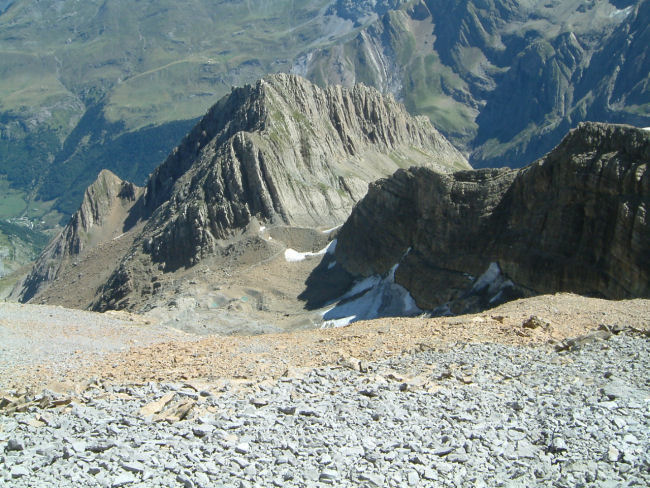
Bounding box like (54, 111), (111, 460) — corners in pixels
(319, 469), (338, 482)
(607, 446), (621, 462)
(232, 457), (250, 469)
(120, 461), (145, 473)
(423, 468), (437, 481)
(10, 465), (30, 478)
(235, 442), (250, 455)
(111, 473), (136, 487)
(278, 405), (296, 415)
(333, 123), (650, 314)
(407, 470), (419, 486)
(549, 437), (568, 453)
(176, 474), (194, 488)
(5, 439), (25, 452)
(193, 424), (215, 438)
(1, 330), (648, 488)
(359, 472), (385, 486)
(448, 452), (469, 463)
(304, 468), (320, 481)
(250, 398), (268, 408)
(195, 471), (210, 488)
(433, 446), (455, 456)
(602, 381), (632, 400)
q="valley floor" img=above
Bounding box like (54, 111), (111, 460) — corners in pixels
(0, 294), (648, 486)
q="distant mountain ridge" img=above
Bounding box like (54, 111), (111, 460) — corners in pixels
(2, 0), (648, 294)
(0, 0), (406, 217)
(16, 74), (468, 309)
(298, 0), (649, 167)
(0, 0), (408, 281)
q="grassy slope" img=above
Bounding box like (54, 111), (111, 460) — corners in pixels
(0, 0), (369, 218)
(0, 0), (345, 209)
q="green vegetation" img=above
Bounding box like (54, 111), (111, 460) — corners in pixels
(0, 0), (647, 248)
(0, 178), (26, 218)
(0, 221), (50, 250)
(0, 0), (365, 221)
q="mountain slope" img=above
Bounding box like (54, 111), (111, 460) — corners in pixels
(325, 122), (649, 315)
(17, 75), (468, 321)
(0, 0), (407, 281)
(298, 0), (650, 166)
(16, 170), (143, 302)
(0, 0), (397, 218)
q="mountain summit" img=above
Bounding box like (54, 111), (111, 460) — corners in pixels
(323, 122), (649, 317)
(17, 74), (468, 326)
(138, 73), (468, 270)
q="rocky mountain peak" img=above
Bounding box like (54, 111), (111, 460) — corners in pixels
(74, 169), (140, 246)
(17, 74), (469, 312)
(329, 122), (649, 314)
(15, 170), (143, 303)
(138, 73), (468, 270)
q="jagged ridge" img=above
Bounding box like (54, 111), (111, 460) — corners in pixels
(17, 74), (468, 311)
(138, 73), (468, 270)
(16, 170), (142, 302)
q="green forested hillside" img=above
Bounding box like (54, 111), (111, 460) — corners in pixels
(0, 0), (376, 217)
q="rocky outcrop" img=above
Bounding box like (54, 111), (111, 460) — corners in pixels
(18, 74), (468, 311)
(138, 73), (468, 270)
(333, 122), (650, 312)
(15, 170), (142, 302)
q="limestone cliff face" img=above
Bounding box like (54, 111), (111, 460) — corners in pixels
(139, 73), (469, 270)
(334, 122), (650, 310)
(16, 170), (142, 302)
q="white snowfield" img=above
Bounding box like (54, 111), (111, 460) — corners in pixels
(321, 263), (421, 328)
(322, 224), (342, 234)
(284, 240), (337, 262)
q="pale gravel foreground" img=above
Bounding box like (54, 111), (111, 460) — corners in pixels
(0, 303), (194, 391)
(0, 294), (649, 487)
(1, 332), (648, 487)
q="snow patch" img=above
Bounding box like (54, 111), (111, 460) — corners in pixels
(609, 6), (632, 18)
(284, 249), (309, 262)
(322, 224), (342, 234)
(284, 239), (337, 263)
(321, 263), (421, 328)
(471, 262), (501, 293)
(430, 262), (519, 317)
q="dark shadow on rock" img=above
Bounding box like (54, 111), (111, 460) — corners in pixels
(298, 253), (355, 310)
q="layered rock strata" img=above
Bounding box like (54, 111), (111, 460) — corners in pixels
(16, 170), (142, 302)
(333, 122), (650, 312)
(139, 73), (468, 270)
(17, 74), (468, 312)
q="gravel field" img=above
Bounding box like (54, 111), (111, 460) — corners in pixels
(0, 303), (193, 391)
(1, 331), (649, 487)
(1, 295), (648, 487)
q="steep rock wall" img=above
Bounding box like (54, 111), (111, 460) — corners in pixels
(334, 122), (650, 310)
